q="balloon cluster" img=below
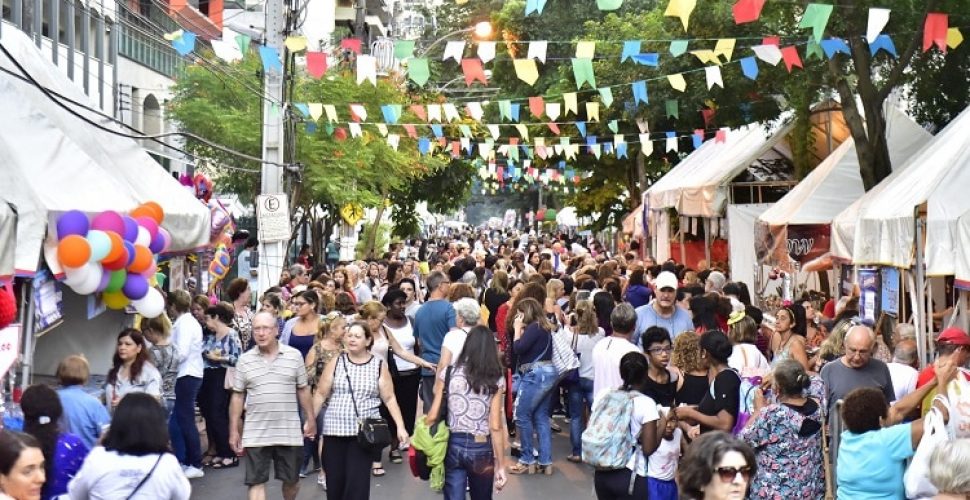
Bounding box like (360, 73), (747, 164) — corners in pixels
(56, 203), (169, 318)
(207, 244), (232, 294)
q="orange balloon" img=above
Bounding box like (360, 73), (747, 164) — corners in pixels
(139, 202), (164, 224)
(104, 231), (125, 263)
(127, 245), (153, 273)
(130, 206), (154, 221)
(57, 235), (91, 268)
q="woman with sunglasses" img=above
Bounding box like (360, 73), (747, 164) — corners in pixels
(678, 431), (756, 500)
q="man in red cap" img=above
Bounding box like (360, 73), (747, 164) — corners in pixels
(914, 326), (970, 417)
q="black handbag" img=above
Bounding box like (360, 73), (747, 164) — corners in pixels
(341, 354), (392, 450)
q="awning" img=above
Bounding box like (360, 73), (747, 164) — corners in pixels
(758, 106), (930, 266)
(837, 105), (970, 270)
(0, 28), (211, 277)
(0, 203), (15, 283)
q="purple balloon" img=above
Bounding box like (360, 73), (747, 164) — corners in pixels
(122, 274), (149, 300)
(96, 269), (112, 292)
(121, 216), (139, 243)
(56, 210), (89, 240)
(159, 228), (172, 253)
(149, 231), (166, 253)
(123, 241), (137, 267)
(90, 211), (125, 234)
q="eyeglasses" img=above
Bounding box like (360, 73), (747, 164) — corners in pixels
(647, 346), (673, 354)
(714, 466), (753, 483)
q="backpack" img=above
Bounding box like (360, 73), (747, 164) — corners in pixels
(713, 369), (760, 435)
(582, 390), (639, 469)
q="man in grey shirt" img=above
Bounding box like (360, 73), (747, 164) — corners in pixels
(820, 325), (895, 415)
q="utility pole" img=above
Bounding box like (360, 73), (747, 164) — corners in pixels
(256, 0), (287, 297)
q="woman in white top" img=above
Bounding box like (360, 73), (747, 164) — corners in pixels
(358, 300), (433, 473)
(379, 289), (423, 465)
(67, 393), (190, 500)
(105, 329), (162, 413)
(726, 313), (770, 377)
(566, 299), (605, 462)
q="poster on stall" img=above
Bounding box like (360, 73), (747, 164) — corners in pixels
(881, 268), (900, 316)
(32, 271), (63, 335)
(0, 323), (20, 379)
(857, 268), (880, 322)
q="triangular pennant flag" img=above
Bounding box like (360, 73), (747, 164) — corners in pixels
(323, 104), (338, 123)
(739, 56), (759, 79)
(443, 40), (466, 62)
(478, 41), (496, 63)
(597, 0), (623, 10)
(487, 125), (501, 140)
(924, 13), (948, 52)
(258, 45), (282, 73)
(516, 124), (529, 140)
(513, 59), (540, 85)
(564, 93), (578, 115)
(466, 102), (484, 121)
(525, 0), (547, 15)
(418, 137), (431, 154)
(664, 0), (696, 31)
(867, 8), (891, 43)
(667, 73), (687, 91)
(665, 131), (678, 152)
(733, 0), (766, 24)
(340, 38), (362, 54)
(665, 100), (679, 119)
(443, 103), (460, 122)
(636, 119), (649, 133)
(546, 103), (561, 121)
(780, 46), (803, 72)
(640, 134), (653, 156)
(670, 40), (689, 57)
(599, 87), (614, 108)
(572, 58), (596, 89)
(285, 35), (307, 52)
(348, 122), (362, 138)
(616, 142), (629, 159)
(869, 34), (898, 57)
(381, 104), (402, 124)
(408, 58), (430, 85)
(705, 66), (723, 89)
(461, 58), (488, 85)
(529, 97), (545, 119)
(692, 130), (704, 148)
(387, 134), (400, 150)
(430, 124), (443, 138)
(235, 33), (251, 55)
(511, 104), (521, 121)
(586, 102), (600, 122)
(714, 38), (736, 62)
(607, 120), (619, 133)
(691, 50), (720, 65)
(349, 104), (367, 122)
(294, 103), (310, 118)
(450, 141), (460, 157)
(632, 81), (648, 105)
(427, 104), (442, 123)
(947, 28), (964, 49)
(403, 124), (417, 138)
(701, 108), (716, 127)
(547, 123), (561, 135)
(459, 124), (472, 138)
(461, 137), (472, 153)
(621, 40), (641, 62)
(356, 55), (377, 85)
(799, 4), (834, 43)
(576, 41), (596, 59)
(172, 31), (197, 56)
(393, 40), (415, 60)
(575, 121), (587, 137)
(632, 53), (660, 66)
(820, 38), (850, 58)
(376, 124), (388, 136)
(409, 104), (427, 122)
(528, 41), (548, 63)
(499, 100), (512, 121)
(752, 44), (783, 65)
(212, 39), (243, 62)
(763, 36), (780, 46)
(308, 103), (323, 121)
(306, 52), (328, 78)
(715, 128), (727, 143)
(805, 37), (824, 60)
(589, 143), (601, 159)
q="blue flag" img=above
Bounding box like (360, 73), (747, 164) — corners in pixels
(740, 56), (759, 80)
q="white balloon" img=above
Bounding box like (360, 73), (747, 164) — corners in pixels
(62, 264), (89, 287)
(71, 264), (103, 295)
(135, 226), (152, 247)
(132, 288), (165, 318)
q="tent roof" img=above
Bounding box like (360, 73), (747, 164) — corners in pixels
(0, 203), (15, 283)
(0, 29), (210, 276)
(839, 106), (970, 269)
(758, 106), (930, 227)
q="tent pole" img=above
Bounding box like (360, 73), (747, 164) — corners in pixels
(704, 218), (711, 267)
(679, 216), (686, 265)
(20, 280), (35, 391)
(915, 219), (928, 367)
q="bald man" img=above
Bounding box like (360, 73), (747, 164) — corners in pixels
(887, 339), (919, 401)
(820, 325), (895, 416)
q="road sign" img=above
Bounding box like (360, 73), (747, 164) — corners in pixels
(256, 194), (291, 242)
(340, 203), (365, 226)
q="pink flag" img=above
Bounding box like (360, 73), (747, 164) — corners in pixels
(461, 58), (488, 86)
(340, 38), (362, 54)
(306, 52), (327, 78)
(410, 105), (427, 122)
(780, 46), (803, 72)
(923, 13), (948, 52)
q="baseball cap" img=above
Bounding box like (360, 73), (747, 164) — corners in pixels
(937, 327), (970, 346)
(654, 271), (679, 291)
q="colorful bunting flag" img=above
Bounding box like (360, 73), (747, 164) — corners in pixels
(705, 66), (723, 89)
(499, 100), (512, 121)
(546, 103), (561, 121)
(586, 102), (600, 122)
(443, 41), (465, 62)
(461, 58), (488, 85)
(621, 41), (641, 62)
(356, 55), (377, 85)
(308, 103), (323, 121)
(466, 102), (484, 121)
(284, 36), (307, 52)
(306, 52), (327, 78)
(665, 132), (678, 152)
(340, 38), (362, 54)
(670, 40), (689, 57)
(478, 41), (496, 63)
(668, 73), (687, 91)
(393, 40), (415, 59)
(599, 87), (614, 108)
(866, 8), (891, 43)
(632, 81), (648, 105)
(172, 31), (197, 56)
(597, 0), (623, 10)
(525, 0), (547, 15)
(212, 39), (242, 62)
(641, 135), (653, 156)
(733, 0), (765, 24)
(564, 93), (578, 115)
(607, 120), (619, 133)
(820, 38), (850, 58)
(924, 13), (948, 52)
(529, 97), (545, 119)
(780, 46), (803, 72)
(513, 59), (540, 85)
(572, 58), (596, 89)
(739, 56), (759, 79)
(381, 104), (401, 124)
(632, 53), (660, 66)
(408, 58), (430, 85)
(664, 0), (696, 31)
(799, 4), (834, 43)
(575, 122), (587, 137)
(948, 28), (964, 49)
(665, 100), (679, 119)
(714, 38), (736, 62)
(870, 34), (898, 57)
(576, 41), (596, 59)
(427, 104), (442, 123)
(349, 104), (367, 122)
(258, 45), (282, 73)
(323, 105), (337, 123)
(752, 44), (783, 65)
(528, 41), (548, 63)
(806, 38), (824, 60)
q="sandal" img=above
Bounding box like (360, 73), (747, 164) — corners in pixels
(566, 455), (582, 463)
(210, 457), (239, 469)
(371, 465), (386, 477)
(201, 454), (217, 467)
(508, 462), (535, 475)
(389, 450), (403, 464)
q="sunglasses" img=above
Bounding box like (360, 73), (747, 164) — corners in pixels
(714, 466), (753, 483)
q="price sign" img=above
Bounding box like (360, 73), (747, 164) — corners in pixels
(0, 324), (21, 379)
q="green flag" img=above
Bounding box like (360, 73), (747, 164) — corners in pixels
(607, 120), (619, 133)
(408, 58), (430, 86)
(598, 87), (614, 108)
(669, 39), (688, 57)
(799, 3), (834, 43)
(572, 58), (596, 90)
(394, 40), (415, 59)
(597, 0), (623, 10)
(665, 99), (679, 119)
(499, 100), (512, 121)
(806, 37), (824, 60)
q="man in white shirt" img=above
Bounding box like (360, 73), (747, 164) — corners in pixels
(887, 339), (920, 402)
(591, 303), (642, 406)
(346, 265), (372, 305)
(169, 290), (205, 478)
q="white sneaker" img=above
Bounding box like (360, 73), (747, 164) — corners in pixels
(183, 466), (205, 479)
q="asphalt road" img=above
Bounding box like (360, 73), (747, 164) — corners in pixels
(189, 419), (594, 499)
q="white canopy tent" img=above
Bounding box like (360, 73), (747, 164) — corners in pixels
(0, 203), (15, 283)
(0, 28), (210, 279)
(556, 206), (579, 227)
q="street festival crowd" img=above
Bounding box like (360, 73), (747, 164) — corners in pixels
(2, 231), (970, 500)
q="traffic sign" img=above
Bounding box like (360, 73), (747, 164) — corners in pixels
(256, 194), (291, 242)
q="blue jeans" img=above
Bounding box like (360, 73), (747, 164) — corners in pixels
(514, 364), (556, 466)
(164, 398), (184, 463)
(170, 376), (202, 468)
(567, 377), (594, 456)
(444, 433), (494, 500)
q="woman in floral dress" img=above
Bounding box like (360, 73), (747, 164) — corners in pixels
(738, 359), (825, 500)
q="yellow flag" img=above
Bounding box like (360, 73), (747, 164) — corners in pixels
(690, 50), (720, 65)
(667, 73), (687, 92)
(664, 0), (696, 31)
(285, 36), (307, 52)
(564, 92), (578, 115)
(947, 28), (964, 49)
(714, 38), (736, 62)
(586, 102), (600, 122)
(513, 59), (540, 85)
(576, 41), (596, 58)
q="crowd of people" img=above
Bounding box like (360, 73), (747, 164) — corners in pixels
(1, 230), (969, 500)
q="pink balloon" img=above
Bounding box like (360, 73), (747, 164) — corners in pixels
(141, 261), (158, 278)
(135, 216), (159, 240)
(90, 211), (125, 234)
(159, 228), (172, 253)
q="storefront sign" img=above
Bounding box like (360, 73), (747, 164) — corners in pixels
(881, 267), (900, 315)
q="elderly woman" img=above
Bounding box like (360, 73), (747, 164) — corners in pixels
(737, 360), (824, 499)
(678, 431), (757, 500)
(929, 439), (970, 499)
(836, 358), (957, 500)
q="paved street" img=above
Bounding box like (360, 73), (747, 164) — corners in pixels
(189, 421), (594, 499)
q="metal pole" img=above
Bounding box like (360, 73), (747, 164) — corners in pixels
(703, 217), (711, 266)
(256, 0), (287, 297)
(65, 0), (75, 80)
(915, 218), (928, 366)
(20, 282), (36, 391)
(50, 0), (59, 65)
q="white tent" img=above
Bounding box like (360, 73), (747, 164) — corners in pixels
(0, 28), (210, 279)
(759, 106), (930, 267)
(0, 203), (15, 283)
(556, 206), (579, 227)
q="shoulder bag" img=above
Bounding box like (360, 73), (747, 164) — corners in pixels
(341, 354), (392, 451)
(125, 454), (163, 500)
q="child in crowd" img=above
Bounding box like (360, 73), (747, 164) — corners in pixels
(647, 407), (683, 500)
